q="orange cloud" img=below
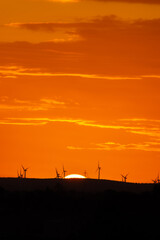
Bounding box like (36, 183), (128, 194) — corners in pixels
(1, 117), (159, 135)
(67, 141), (160, 152)
(0, 97), (70, 111)
(1, 16), (160, 76)
(0, 65), (142, 79)
(47, 0), (160, 3)
(1, 117), (159, 148)
(85, 0), (160, 4)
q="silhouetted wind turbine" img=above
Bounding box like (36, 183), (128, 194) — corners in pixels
(22, 166), (29, 178)
(62, 166), (67, 178)
(55, 168), (60, 179)
(96, 162), (101, 180)
(152, 174), (160, 184)
(121, 174), (128, 183)
(152, 178), (157, 184)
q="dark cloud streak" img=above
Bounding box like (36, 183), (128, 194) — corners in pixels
(2, 16), (160, 76)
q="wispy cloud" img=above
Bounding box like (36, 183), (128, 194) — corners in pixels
(0, 117), (144, 130)
(45, 0), (160, 4)
(40, 98), (65, 105)
(67, 141), (160, 152)
(0, 97), (70, 111)
(1, 117), (160, 153)
(0, 114), (160, 141)
(1, 114), (160, 152)
(2, 65), (160, 81)
(0, 65), (141, 80)
(0, 117), (159, 138)
(118, 118), (160, 138)
(0, 121), (47, 126)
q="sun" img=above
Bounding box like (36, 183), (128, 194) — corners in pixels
(65, 174), (86, 179)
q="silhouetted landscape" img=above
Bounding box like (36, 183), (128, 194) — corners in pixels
(0, 178), (160, 239)
(1, 0), (160, 239)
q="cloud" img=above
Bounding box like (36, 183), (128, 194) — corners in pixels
(0, 97), (70, 111)
(0, 121), (47, 126)
(6, 17), (160, 34)
(2, 16), (160, 76)
(118, 118), (160, 138)
(67, 117), (160, 152)
(67, 141), (160, 152)
(1, 117), (160, 153)
(47, 0), (160, 4)
(40, 98), (66, 105)
(2, 65), (160, 80)
(0, 117), (159, 137)
(0, 65), (141, 80)
(2, 65), (160, 81)
(5, 22), (81, 32)
(1, 117), (145, 130)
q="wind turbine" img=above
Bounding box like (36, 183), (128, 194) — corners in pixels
(22, 166), (29, 178)
(121, 174), (128, 183)
(152, 178), (157, 184)
(96, 162), (101, 180)
(152, 174), (160, 184)
(62, 166), (67, 178)
(55, 168), (61, 179)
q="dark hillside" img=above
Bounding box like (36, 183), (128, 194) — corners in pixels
(0, 183), (160, 239)
(0, 177), (154, 193)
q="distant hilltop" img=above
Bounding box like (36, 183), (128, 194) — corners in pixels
(0, 177), (156, 194)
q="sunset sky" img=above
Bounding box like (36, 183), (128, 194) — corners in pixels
(0, 0), (160, 182)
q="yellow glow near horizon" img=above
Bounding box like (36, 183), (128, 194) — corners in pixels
(65, 174), (86, 179)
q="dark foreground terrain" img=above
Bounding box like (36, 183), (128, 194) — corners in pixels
(0, 180), (160, 239)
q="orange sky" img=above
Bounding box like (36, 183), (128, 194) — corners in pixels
(0, 0), (160, 182)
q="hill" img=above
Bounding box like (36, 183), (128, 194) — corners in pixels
(0, 177), (154, 193)
(0, 178), (160, 239)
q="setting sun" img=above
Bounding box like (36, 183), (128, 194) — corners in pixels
(65, 174), (86, 179)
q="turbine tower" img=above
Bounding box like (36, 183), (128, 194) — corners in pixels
(62, 166), (67, 178)
(96, 162), (101, 180)
(124, 174), (128, 183)
(22, 166), (29, 178)
(55, 168), (61, 179)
